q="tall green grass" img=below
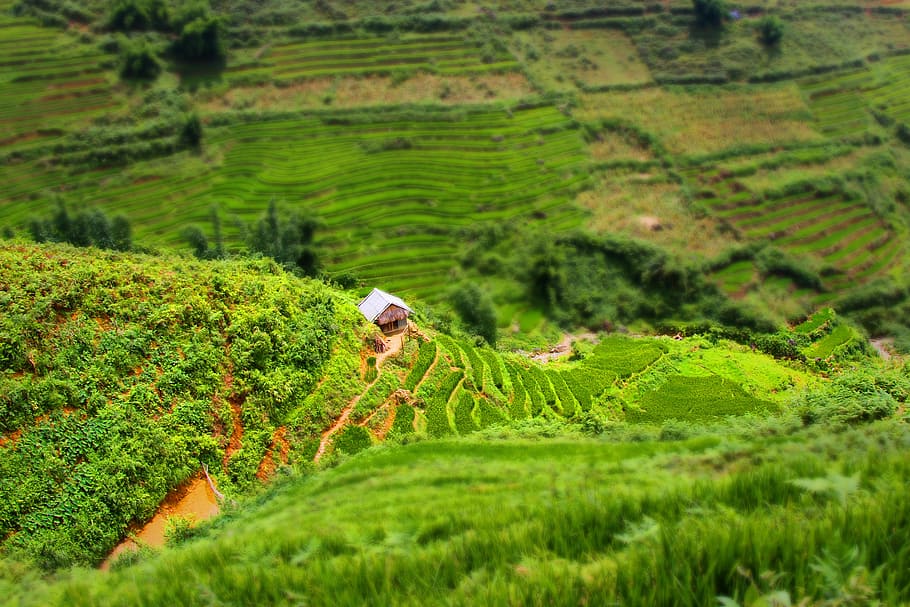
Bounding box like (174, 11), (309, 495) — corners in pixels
(12, 420), (910, 606)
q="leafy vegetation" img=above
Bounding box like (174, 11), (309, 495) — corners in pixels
(0, 243), (362, 569)
(2, 0), (910, 601)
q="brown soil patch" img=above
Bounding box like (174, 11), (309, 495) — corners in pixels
(373, 405), (398, 441)
(222, 399), (244, 472)
(256, 427), (290, 482)
(0, 429), (23, 449)
(531, 332), (597, 363)
(132, 175), (162, 186)
(0, 131), (48, 147)
(38, 88), (105, 103)
(638, 215), (663, 231)
(101, 473), (219, 570)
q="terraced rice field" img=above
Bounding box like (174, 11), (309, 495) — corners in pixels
(686, 165), (904, 296)
(800, 54), (910, 138)
(0, 105), (589, 300)
(218, 35), (520, 88)
(0, 20), (121, 147)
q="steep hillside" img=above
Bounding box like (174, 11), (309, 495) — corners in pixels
(0, 242), (371, 568)
(7, 420), (910, 606)
(1, 242), (886, 570)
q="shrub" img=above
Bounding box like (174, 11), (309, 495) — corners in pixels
(247, 200), (321, 276)
(757, 15), (784, 46)
(180, 113), (203, 148)
(108, 0), (169, 31)
(450, 283), (497, 346)
(797, 371), (902, 425)
(28, 202), (132, 252)
(119, 41), (162, 80)
(693, 0), (725, 26)
(333, 425), (371, 455)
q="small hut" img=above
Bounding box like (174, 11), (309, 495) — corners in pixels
(357, 288), (413, 335)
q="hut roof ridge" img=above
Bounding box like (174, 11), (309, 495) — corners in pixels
(357, 288), (413, 323)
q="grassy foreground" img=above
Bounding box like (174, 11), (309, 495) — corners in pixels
(3, 419), (907, 606)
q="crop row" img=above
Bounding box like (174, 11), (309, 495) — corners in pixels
(223, 35), (519, 86)
(692, 164), (900, 292)
(0, 23), (119, 143)
(0, 106), (588, 298)
(627, 376), (772, 424)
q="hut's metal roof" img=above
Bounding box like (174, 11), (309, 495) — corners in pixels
(357, 288), (413, 323)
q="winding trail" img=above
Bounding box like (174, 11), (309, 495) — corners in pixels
(313, 332), (407, 462)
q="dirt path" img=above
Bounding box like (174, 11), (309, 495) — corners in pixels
(313, 333), (406, 462)
(530, 332), (597, 363)
(373, 405), (398, 441)
(871, 337), (895, 360)
(101, 473), (220, 570)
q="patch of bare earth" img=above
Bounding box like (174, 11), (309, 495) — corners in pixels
(256, 427), (290, 482)
(578, 177), (737, 256)
(201, 74), (534, 112)
(101, 473), (220, 570)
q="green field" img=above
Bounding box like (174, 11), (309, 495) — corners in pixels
(8, 420), (910, 606)
(3, 2), (910, 602)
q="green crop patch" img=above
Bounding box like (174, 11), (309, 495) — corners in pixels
(0, 106), (589, 305)
(628, 376), (774, 424)
(0, 24), (121, 148)
(219, 35), (521, 89)
(586, 336), (665, 378)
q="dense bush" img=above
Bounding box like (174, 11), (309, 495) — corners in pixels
(333, 425), (371, 455)
(107, 0), (169, 31)
(797, 371), (904, 425)
(119, 40), (162, 80)
(450, 283), (497, 347)
(0, 244), (349, 568)
(692, 0), (725, 26)
(757, 15), (784, 46)
(172, 15), (225, 61)
(180, 113), (203, 148)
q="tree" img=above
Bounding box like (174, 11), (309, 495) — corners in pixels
(758, 15), (784, 46)
(28, 202), (132, 251)
(248, 200), (321, 276)
(450, 282), (498, 347)
(172, 16), (224, 62)
(693, 0), (726, 27)
(180, 113), (203, 148)
(107, 0), (169, 31)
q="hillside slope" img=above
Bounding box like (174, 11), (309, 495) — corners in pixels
(0, 242), (370, 568)
(7, 420), (910, 606)
(0, 242), (894, 570)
